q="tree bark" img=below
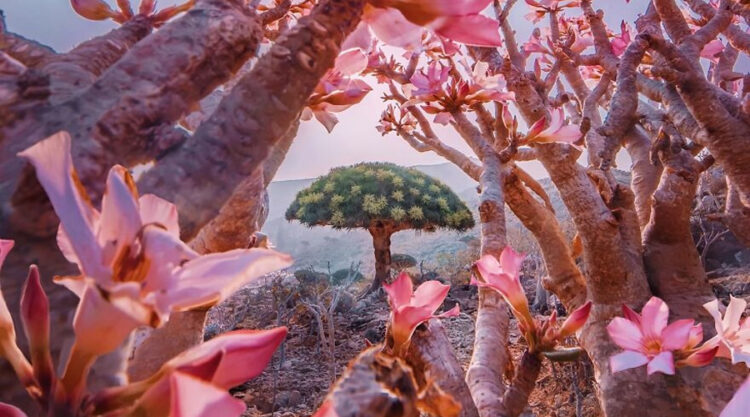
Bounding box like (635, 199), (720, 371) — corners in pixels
(4, 0), (263, 237)
(39, 16), (154, 104)
(499, 351), (542, 417)
(126, 309), (209, 382)
(503, 168), (587, 311)
(535, 142), (710, 417)
(407, 320), (479, 417)
(137, 0), (367, 241)
(466, 152), (511, 417)
(724, 178), (750, 247)
(368, 224), (392, 292)
(643, 146), (715, 321)
(0, 13), (55, 67)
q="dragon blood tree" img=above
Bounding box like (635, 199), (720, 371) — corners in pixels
(286, 162), (474, 291)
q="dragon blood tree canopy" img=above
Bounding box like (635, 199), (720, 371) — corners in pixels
(286, 162), (474, 290)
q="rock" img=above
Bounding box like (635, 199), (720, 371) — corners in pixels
(275, 390), (303, 408)
(334, 291), (354, 313)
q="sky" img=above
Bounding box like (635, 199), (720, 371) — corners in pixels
(4, 1), (649, 181)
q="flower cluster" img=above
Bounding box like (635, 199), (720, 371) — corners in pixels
(473, 246), (592, 356)
(0, 132), (292, 416)
(71, 0), (194, 26)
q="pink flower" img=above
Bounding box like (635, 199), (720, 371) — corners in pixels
(17, 132), (292, 351)
(70, 0), (193, 25)
(463, 62), (515, 104)
(721, 376), (750, 417)
(303, 49), (372, 132)
(524, 0), (581, 22)
(700, 39), (724, 62)
(524, 108), (582, 144)
(70, 0), (119, 20)
(704, 297), (750, 365)
(94, 328), (287, 416)
(0, 240), (36, 393)
(611, 21), (632, 57)
(607, 297), (716, 375)
(384, 272), (459, 353)
(473, 247), (591, 353)
(472, 247), (534, 331)
(409, 61), (451, 99)
(360, 0), (501, 48)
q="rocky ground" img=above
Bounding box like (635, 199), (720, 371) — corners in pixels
(204, 271), (602, 417)
(201, 265), (750, 417)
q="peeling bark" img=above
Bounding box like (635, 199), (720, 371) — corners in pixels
(407, 320), (479, 417)
(535, 142), (710, 417)
(321, 347), (421, 417)
(137, 0), (366, 240)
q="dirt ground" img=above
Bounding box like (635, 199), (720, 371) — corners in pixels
(200, 266), (750, 417)
(206, 272), (606, 417)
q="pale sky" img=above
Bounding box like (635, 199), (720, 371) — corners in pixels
(5, 1), (649, 180)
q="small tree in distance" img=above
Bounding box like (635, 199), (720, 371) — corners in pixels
(286, 162), (474, 292)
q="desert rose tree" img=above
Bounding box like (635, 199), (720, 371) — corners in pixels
(286, 162), (474, 291)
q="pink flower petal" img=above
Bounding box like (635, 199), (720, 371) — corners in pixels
(334, 48), (368, 76)
(610, 350), (649, 373)
(0, 240), (15, 333)
(97, 165), (141, 267)
(342, 21), (373, 51)
(412, 280), (451, 313)
(646, 351), (675, 375)
(139, 194), (180, 237)
(17, 132), (108, 280)
(723, 296), (747, 334)
(0, 403), (28, 417)
(161, 249), (292, 312)
(640, 297), (669, 341)
(720, 376), (750, 417)
(661, 319), (695, 351)
(680, 345), (718, 368)
(704, 299), (725, 336)
(607, 317), (644, 351)
(364, 7), (424, 49)
(73, 284), (142, 355)
(165, 328), (287, 389)
(430, 14), (502, 47)
(499, 246), (524, 279)
(622, 304), (642, 325)
(70, 0), (118, 20)
(558, 301), (592, 339)
(313, 110), (339, 133)
(384, 271), (414, 309)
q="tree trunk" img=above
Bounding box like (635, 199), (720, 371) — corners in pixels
(368, 224), (392, 292)
(466, 152), (511, 417)
(535, 142), (710, 417)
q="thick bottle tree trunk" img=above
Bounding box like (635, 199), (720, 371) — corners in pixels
(368, 223), (392, 292)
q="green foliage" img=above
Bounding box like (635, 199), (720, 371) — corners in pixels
(286, 162), (475, 232)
